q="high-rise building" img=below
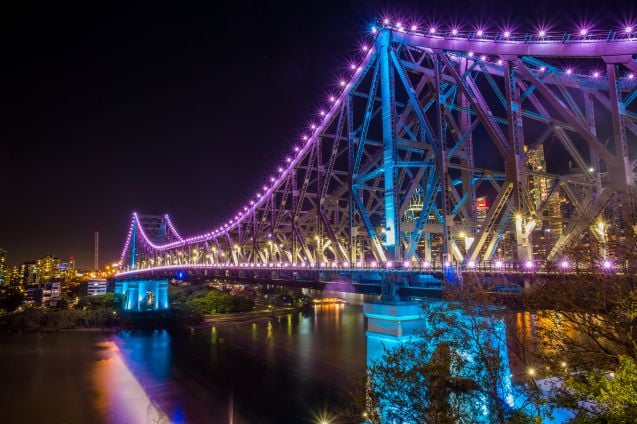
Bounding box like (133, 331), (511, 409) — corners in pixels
(59, 257), (76, 283)
(18, 261), (39, 286)
(476, 197), (488, 228)
(36, 255), (61, 283)
(0, 249), (7, 286)
(525, 145), (563, 258)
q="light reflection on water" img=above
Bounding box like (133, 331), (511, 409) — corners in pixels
(0, 295), (543, 423)
(108, 300), (368, 423)
(92, 339), (168, 423)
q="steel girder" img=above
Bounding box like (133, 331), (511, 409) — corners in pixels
(119, 28), (637, 277)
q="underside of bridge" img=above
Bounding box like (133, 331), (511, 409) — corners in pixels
(117, 24), (637, 300)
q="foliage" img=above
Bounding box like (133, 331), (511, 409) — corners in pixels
(0, 308), (120, 331)
(168, 285), (211, 304)
(77, 292), (125, 310)
(522, 275), (637, 371)
(349, 277), (543, 424)
(520, 274), (637, 423)
(186, 289), (254, 315)
(558, 355), (637, 423)
(0, 288), (25, 313)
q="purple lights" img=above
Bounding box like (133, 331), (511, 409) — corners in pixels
(116, 17), (637, 278)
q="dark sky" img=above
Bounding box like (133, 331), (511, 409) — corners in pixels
(1, 0), (633, 268)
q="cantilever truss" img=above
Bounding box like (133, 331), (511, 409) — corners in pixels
(121, 28), (637, 271)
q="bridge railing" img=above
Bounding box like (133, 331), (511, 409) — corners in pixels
(118, 258), (625, 276)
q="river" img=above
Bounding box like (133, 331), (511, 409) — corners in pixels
(0, 294), (371, 423)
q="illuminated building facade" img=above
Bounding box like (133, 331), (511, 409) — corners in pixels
(25, 282), (61, 308)
(0, 249), (7, 286)
(36, 255), (61, 283)
(85, 279), (108, 296)
(17, 261), (39, 286)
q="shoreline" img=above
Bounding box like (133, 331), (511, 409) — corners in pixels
(0, 305), (311, 333)
(200, 305), (309, 327)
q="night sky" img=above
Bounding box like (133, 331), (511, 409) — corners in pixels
(1, 0), (633, 268)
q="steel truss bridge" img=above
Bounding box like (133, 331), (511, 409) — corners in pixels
(116, 23), (637, 298)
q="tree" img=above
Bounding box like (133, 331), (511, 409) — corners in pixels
(77, 292), (124, 310)
(186, 290), (254, 315)
(521, 274), (637, 422)
(557, 355), (637, 423)
(352, 276), (543, 424)
(0, 288), (25, 312)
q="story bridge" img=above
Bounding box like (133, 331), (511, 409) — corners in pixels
(114, 20), (637, 309)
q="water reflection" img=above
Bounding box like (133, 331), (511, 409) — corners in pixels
(92, 339), (168, 423)
(106, 302), (367, 423)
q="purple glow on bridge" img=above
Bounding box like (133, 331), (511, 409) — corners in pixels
(117, 19), (637, 286)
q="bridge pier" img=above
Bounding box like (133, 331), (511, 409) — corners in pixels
(114, 279), (169, 311)
(364, 301), (426, 363)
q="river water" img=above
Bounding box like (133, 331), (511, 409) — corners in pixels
(0, 295), (370, 423)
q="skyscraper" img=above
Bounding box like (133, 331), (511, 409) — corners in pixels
(36, 255), (61, 283)
(0, 249), (7, 286)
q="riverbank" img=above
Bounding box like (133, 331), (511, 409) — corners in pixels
(0, 307), (201, 332)
(202, 305), (309, 326)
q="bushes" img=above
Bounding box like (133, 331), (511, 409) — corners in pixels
(0, 308), (120, 331)
(76, 293), (124, 310)
(186, 290), (254, 315)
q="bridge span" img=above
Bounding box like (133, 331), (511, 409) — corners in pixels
(115, 21), (637, 301)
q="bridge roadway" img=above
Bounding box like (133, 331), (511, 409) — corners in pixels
(113, 260), (608, 298)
